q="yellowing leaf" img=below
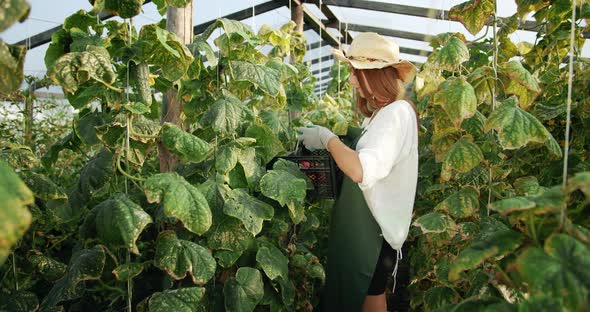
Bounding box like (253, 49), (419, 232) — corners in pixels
(449, 0), (495, 35)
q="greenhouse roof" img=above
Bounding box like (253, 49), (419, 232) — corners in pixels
(1, 0), (589, 96)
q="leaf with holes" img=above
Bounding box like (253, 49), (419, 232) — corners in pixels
(81, 194), (152, 254)
(224, 267), (264, 312)
(412, 212), (457, 234)
(237, 147), (265, 189)
(201, 91), (243, 135)
(229, 61), (281, 96)
(441, 136), (483, 182)
(256, 244), (289, 281)
(433, 76), (477, 128)
(434, 35), (469, 72)
(498, 61), (541, 109)
(0, 160), (33, 265)
(92, 0), (144, 18)
(224, 188), (274, 236)
(144, 173), (212, 235)
(449, 0), (495, 35)
(49, 45), (117, 94)
(515, 234), (590, 309)
(155, 231), (216, 285)
(40, 246), (105, 309)
(161, 122), (210, 163)
(448, 228), (523, 281)
(484, 97), (560, 157)
(149, 287), (206, 312)
(435, 187), (479, 219)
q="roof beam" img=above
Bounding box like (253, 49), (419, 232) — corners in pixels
(194, 0), (288, 34)
(292, 0), (340, 47)
(345, 23), (434, 43)
(312, 0), (545, 32)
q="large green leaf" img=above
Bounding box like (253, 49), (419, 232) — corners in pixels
(0, 160), (33, 265)
(136, 24), (194, 81)
(82, 194), (152, 254)
(149, 287), (206, 312)
(567, 171), (590, 199)
(433, 76), (477, 128)
(449, 0), (495, 35)
(271, 158), (313, 190)
(224, 267), (264, 312)
(260, 170), (307, 224)
(513, 176), (541, 196)
(236, 147), (265, 189)
(433, 35), (469, 72)
(0, 291), (39, 312)
(92, 0), (145, 18)
(498, 61), (541, 109)
(229, 61), (281, 96)
(161, 122), (210, 163)
(144, 173), (212, 235)
(435, 187), (479, 219)
(412, 212), (457, 234)
(423, 287), (458, 311)
(448, 228), (523, 281)
(0, 40), (26, 94)
(216, 145), (240, 174)
(223, 188), (274, 236)
(441, 136), (483, 182)
(484, 97), (561, 157)
(515, 234), (590, 309)
(256, 244), (289, 280)
(22, 172), (67, 202)
(245, 124), (284, 165)
(112, 262), (144, 281)
(0, 0), (29, 32)
(200, 18), (253, 42)
(49, 45), (117, 94)
(206, 216), (253, 268)
(40, 246), (105, 309)
(187, 35), (217, 65)
(78, 149), (113, 198)
(200, 91), (243, 135)
(154, 231), (216, 285)
(466, 66), (495, 105)
(75, 110), (104, 145)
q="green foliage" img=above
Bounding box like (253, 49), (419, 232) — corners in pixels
(449, 0), (496, 35)
(0, 160), (33, 265)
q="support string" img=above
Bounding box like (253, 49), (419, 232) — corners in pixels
(561, 0), (577, 227)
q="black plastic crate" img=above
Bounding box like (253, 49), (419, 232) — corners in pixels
(270, 147), (342, 202)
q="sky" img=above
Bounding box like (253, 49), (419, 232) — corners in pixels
(1, 0), (588, 93)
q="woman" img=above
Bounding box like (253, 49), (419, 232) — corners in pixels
(297, 32), (419, 312)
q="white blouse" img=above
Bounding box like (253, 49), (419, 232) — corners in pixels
(356, 99), (419, 251)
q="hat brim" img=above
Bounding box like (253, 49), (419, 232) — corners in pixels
(331, 48), (418, 83)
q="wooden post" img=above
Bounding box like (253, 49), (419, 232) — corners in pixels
(159, 2), (194, 172)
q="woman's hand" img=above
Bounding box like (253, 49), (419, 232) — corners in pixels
(296, 125), (337, 151)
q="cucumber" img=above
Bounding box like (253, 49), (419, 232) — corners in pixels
(133, 61), (152, 106)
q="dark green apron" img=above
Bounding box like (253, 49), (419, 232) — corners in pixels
(321, 127), (383, 312)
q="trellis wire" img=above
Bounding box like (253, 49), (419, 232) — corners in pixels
(318, 0), (323, 96)
(561, 0), (577, 227)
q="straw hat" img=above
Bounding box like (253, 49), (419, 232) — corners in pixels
(332, 32), (418, 83)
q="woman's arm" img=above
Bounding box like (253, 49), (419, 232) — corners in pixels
(327, 137), (364, 183)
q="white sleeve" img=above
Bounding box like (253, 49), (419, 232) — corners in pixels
(357, 105), (411, 190)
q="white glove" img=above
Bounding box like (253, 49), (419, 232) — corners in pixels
(297, 125), (337, 151)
